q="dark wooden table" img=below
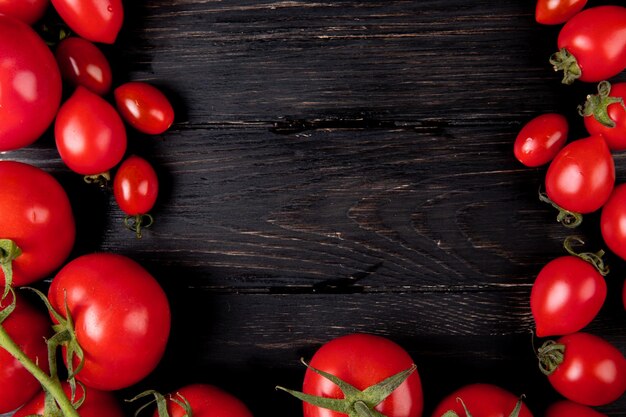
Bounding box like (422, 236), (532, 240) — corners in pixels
(4, 0), (626, 415)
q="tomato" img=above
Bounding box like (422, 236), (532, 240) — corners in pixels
(538, 332), (626, 406)
(531, 256), (606, 337)
(535, 0), (587, 25)
(580, 81), (626, 151)
(0, 0), (49, 25)
(50, 0), (123, 44)
(113, 155), (159, 216)
(114, 82), (175, 135)
(13, 382), (124, 417)
(430, 383), (533, 417)
(544, 134), (614, 214)
(0, 292), (51, 414)
(48, 253), (171, 391)
(55, 37), (113, 96)
(155, 384), (253, 417)
(0, 161), (75, 287)
(601, 183), (626, 262)
(0, 14), (62, 152)
(544, 400), (607, 417)
(514, 113), (568, 167)
(551, 5), (626, 84)
(55, 86), (127, 177)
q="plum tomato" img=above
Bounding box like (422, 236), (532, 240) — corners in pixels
(55, 37), (113, 96)
(154, 384), (253, 417)
(50, 0), (123, 44)
(114, 82), (175, 135)
(0, 0), (49, 25)
(535, 0), (587, 25)
(538, 332), (626, 406)
(0, 14), (62, 151)
(514, 113), (568, 167)
(551, 5), (626, 84)
(545, 134), (614, 214)
(545, 400), (607, 417)
(55, 86), (127, 177)
(430, 383), (533, 417)
(48, 253), (171, 391)
(0, 161), (75, 288)
(601, 183), (626, 262)
(581, 81), (626, 151)
(0, 292), (51, 414)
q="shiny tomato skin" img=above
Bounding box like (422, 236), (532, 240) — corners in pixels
(113, 155), (159, 216)
(0, 0), (49, 25)
(47, 253), (171, 391)
(430, 383), (533, 417)
(584, 83), (626, 151)
(0, 14), (62, 151)
(547, 332), (626, 406)
(156, 384), (253, 417)
(536, 0), (587, 25)
(303, 333), (423, 417)
(50, 0), (123, 44)
(114, 82), (175, 135)
(514, 113), (568, 167)
(545, 134), (614, 214)
(545, 400), (607, 417)
(55, 37), (113, 96)
(13, 382), (124, 417)
(55, 86), (127, 176)
(0, 292), (51, 414)
(0, 161), (75, 286)
(557, 5), (626, 82)
(600, 183), (626, 262)
(531, 256), (606, 337)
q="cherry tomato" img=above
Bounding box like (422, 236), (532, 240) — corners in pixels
(156, 384), (253, 417)
(430, 383), (533, 417)
(55, 86), (127, 177)
(0, 14), (62, 151)
(114, 82), (175, 135)
(0, 292), (51, 414)
(48, 253), (171, 391)
(514, 113), (568, 167)
(0, 161), (75, 287)
(538, 332), (626, 406)
(535, 0), (587, 25)
(581, 82), (626, 151)
(601, 183), (626, 262)
(545, 134), (614, 214)
(551, 5), (626, 84)
(55, 37), (113, 96)
(50, 0), (123, 44)
(531, 256), (606, 337)
(114, 155), (159, 216)
(13, 382), (124, 417)
(0, 0), (49, 25)
(545, 400), (607, 417)
(299, 333), (423, 417)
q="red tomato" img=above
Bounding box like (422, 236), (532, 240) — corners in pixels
(545, 134), (614, 214)
(299, 333), (423, 417)
(50, 0), (123, 44)
(113, 155), (159, 216)
(13, 382), (124, 417)
(55, 86), (127, 176)
(544, 400), (607, 417)
(531, 256), (606, 337)
(551, 5), (626, 84)
(55, 37), (113, 96)
(0, 0), (49, 25)
(0, 14), (62, 151)
(114, 82), (175, 135)
(514, 113), (568, 167)
(156, 384), (253, 417)
(48, 253), (171, 391)
(0, 292), (51, 414)
(601, 183), (626, 262)
(581, 82), (626, 151)
(535, 0), (587, 25)
(0, 161), (75, 287)
(538, 332), (626, 406)
(430, 383), (533, 417)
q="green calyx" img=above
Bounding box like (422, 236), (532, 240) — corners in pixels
(537, 340), (566, 376)
(0, 239), (22, 300)
(124, 214), (155, 239)
(441, 397), (523, 417)
(563, 236), (610, 276)
(83, 171), (111, 188)
(276, 358), (417, 417)
(549, 48), (581, 85)
(538, 189), (582, 229)
(127, 390), (193, 417)
(578, 81), (626, 128)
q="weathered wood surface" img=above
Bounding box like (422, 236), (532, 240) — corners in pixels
(3, 0), (626, 415)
